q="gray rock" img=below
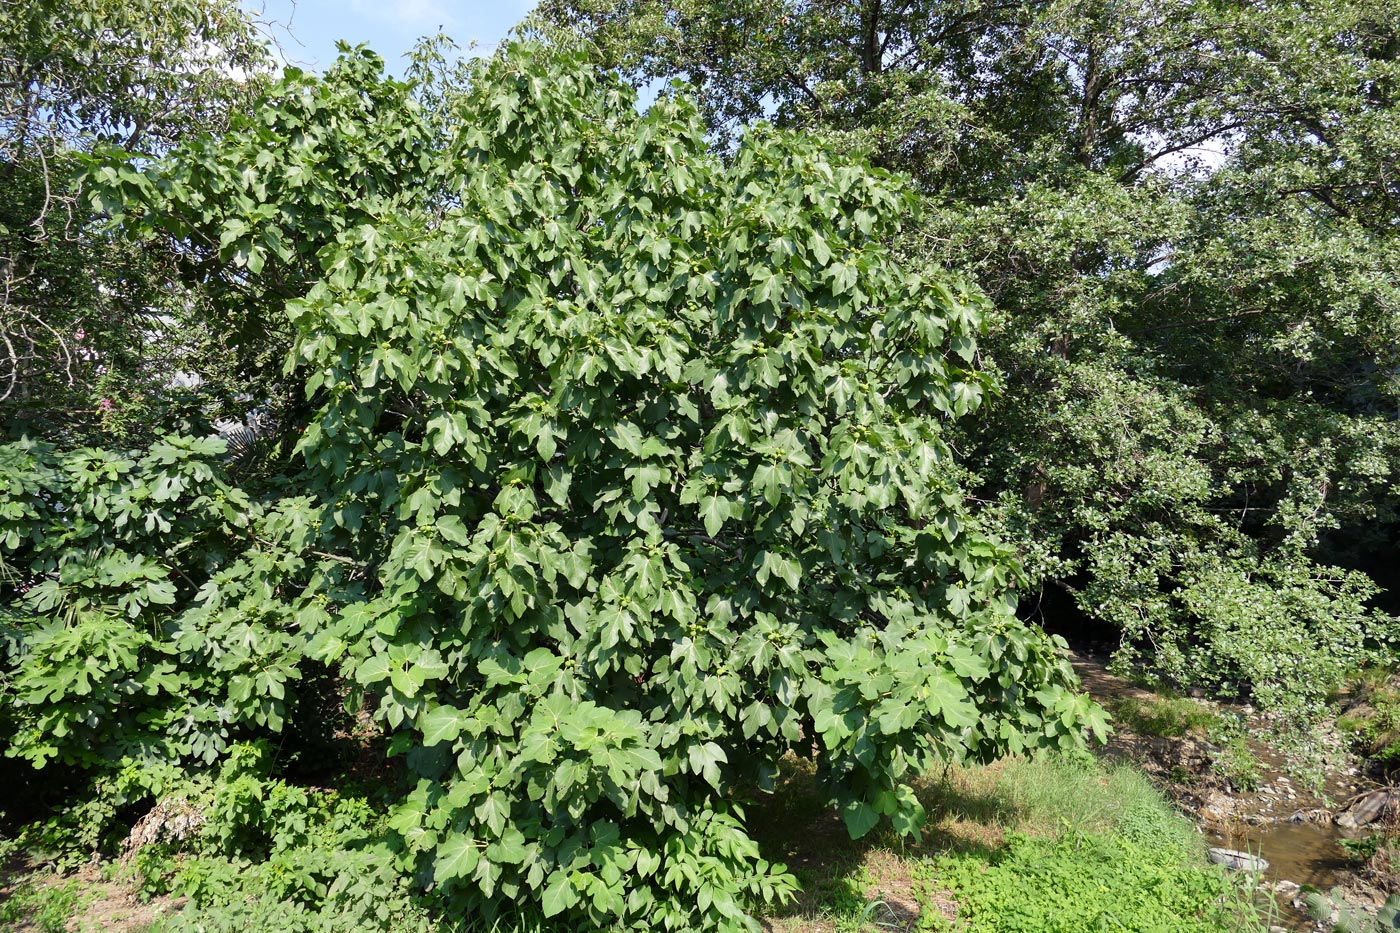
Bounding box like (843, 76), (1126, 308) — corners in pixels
(1208, 847), (1270, 872)
(1336, 789), (1393, 828)
(1285, 808), (1332, 824)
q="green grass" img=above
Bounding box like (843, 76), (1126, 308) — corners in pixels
(1109, 693), (1267, 792)
(1110, 695), (1221, 739)
(908, 752), (1269, 933)
(913, 831), (1263, 933)
(1204, 715), (1265, 791)
(750, 750), (1269, 932)
(1336, 670), (1400, 762)
(917, 749), (1202, 855)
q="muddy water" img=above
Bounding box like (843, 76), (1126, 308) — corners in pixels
(1231, 821), (1357, 932)
(1208, 819), (1354, 891)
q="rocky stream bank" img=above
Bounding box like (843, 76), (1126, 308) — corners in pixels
(1069, 651), (1398, 932)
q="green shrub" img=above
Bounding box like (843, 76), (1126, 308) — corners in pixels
(1339, 834), (1384, 862)
(120, 745), (440, 933)
(0, 438), (321, 773)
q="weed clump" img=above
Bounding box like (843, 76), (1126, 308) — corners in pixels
(1111, 696), (1221, 739)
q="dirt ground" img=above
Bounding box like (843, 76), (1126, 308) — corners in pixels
(1, 861), (184, 933)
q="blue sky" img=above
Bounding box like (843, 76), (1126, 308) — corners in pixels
(244, 0), (539, 73)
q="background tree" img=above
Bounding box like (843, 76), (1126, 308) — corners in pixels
(0, 0), (285, 837)
(0, 0), (273, 444)
(540, 0), (1400, 736)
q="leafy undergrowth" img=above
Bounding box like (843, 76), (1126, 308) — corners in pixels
(0, 863), (183, 933)
(0, 875), (82, 933)
(4, 744), (445, 933)
(0, 750), (1269, 933)
(917, 831), (1256, 933)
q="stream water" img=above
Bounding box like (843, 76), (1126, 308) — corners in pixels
(1212, 819), (1354, 891)
(1205, 745), (1361, 892)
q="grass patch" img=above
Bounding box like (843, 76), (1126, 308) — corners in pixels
(750, 751), (1267, 932)
(1205, 715), (1265, 791)
(918, 750), (1201, 855)
(1337, 670), (1400, 763)
(909, 752), (1267, 932)
(914, 831), (1262, 933)
(1110, 695), (1220, 739)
